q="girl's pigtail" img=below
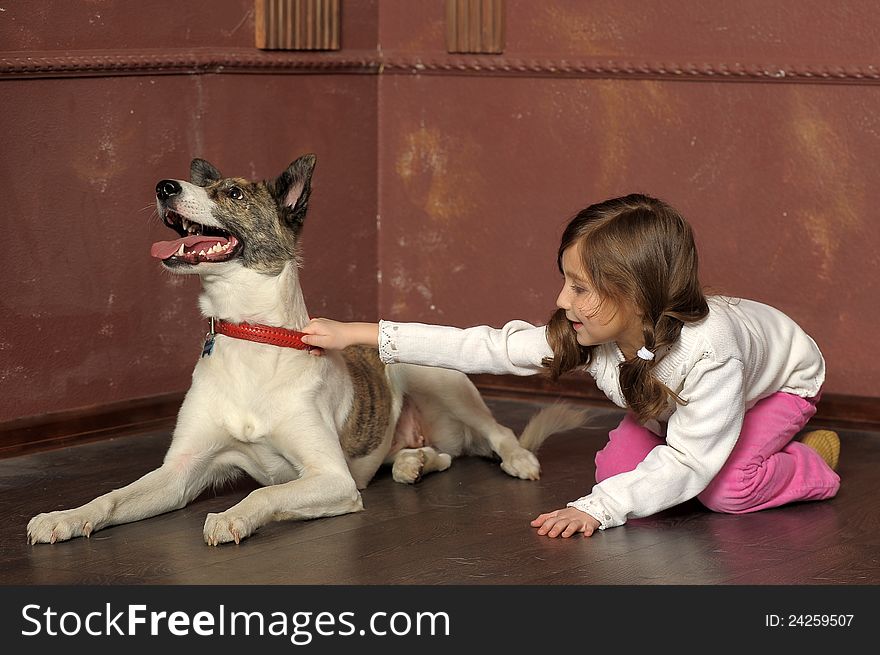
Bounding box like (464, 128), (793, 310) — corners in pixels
(619, 319), (661, 422)
(619, 310), (694, 423)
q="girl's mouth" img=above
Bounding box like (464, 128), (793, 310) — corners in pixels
(572, 321), (583, 331)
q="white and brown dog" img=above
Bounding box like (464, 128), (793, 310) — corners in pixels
(27, 155), (587, 546)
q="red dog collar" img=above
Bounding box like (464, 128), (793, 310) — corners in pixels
(210, 318), (312, 350)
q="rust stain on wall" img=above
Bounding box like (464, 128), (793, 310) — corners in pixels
(785, 90), (864, 281)
(587, 80), (684, 191)
(390, 123), (490, 319)
(394, 125), (479, 223)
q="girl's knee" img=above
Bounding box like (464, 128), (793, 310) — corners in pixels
(698, 490), (740, 514)
(697, 479), (753, 514)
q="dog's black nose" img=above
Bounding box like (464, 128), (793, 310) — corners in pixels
(156, 180), (182, 201)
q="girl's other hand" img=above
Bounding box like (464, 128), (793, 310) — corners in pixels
(530, 507), (601, 538)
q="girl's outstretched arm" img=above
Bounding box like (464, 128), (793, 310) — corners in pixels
(305, 318), (549, 374)
(531, 507), (601, 538)
(301, 319), (378, 354)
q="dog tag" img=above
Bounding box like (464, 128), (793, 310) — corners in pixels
(201, 317), (217, 357)
(201, 332), (215, 357)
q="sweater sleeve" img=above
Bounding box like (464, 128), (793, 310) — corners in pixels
(568, 356), (746, 529)
(377, 320), (552, 376)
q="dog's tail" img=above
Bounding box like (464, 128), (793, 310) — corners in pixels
(518, 401), (591, 453)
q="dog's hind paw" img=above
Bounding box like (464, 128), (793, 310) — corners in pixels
(203, 513), (252, 546)
(435, 452), (452, 471)
(27, 511), (94, 545)
(392, 447), (452, 484)
(500, 447), (541, 480)
(392, 448), (427, 484)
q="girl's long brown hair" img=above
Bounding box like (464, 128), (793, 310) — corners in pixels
(543, 194), (709, 422)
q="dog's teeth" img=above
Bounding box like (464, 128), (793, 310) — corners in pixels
(176, 243), (185, 256)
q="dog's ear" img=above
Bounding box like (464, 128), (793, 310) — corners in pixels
(190, 158), (222, 187)
(272, 154), (316, 229)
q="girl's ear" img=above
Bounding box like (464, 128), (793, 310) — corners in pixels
(190, 159), (222, 186)
(272, 154), (317, 228)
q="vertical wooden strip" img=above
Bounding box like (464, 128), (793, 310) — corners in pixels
(487, 0), (502, 53)
(329, 0), (335, 49)
(269, 0), (275, 49)
(255, 0), (339, 50)
(468, 0), (479, 52)
(279, 0), (285, 49)
(277, 0), (284, 49)
(255, 0), (267, 49)
(319, 0), (326, 50)
(294, 0), (302, 49)
(305, 0), (318, 50)
(271, 0), (279, 49)
(282, 0), (291, 49)
(446, 0), (504, 54)
(480, 0), (490, 52)
(458, 0), (468, 51)
(493, 0), (507, 54)
(446, 0), (456, 52)
(317, 2), (330, 48)
(327, 2), (335, 50)
(330, 0), (339, 49)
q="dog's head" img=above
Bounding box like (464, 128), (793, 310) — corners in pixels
(152, 154), (316, 275)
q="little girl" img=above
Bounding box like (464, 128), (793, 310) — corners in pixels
(301, 193), (841, 538)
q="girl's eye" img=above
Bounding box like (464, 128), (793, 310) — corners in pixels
(228, 186), (244, 200)
(571, 284), (586, 295)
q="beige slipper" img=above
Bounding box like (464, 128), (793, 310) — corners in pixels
(800, 430), (840, 471)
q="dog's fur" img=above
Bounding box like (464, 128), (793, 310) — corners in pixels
(27, 155), (587, 546)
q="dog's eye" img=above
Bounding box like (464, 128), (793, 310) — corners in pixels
(228, 186), (244, 200)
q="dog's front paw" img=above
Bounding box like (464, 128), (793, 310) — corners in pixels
(203, 512), (253, 546)
(27, 511), (94, 545)
(500, 448), (541, 480)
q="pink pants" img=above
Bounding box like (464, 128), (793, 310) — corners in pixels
(594, 392), (840, 514)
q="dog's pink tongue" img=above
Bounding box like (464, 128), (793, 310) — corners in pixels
(151, 235), (226, 260)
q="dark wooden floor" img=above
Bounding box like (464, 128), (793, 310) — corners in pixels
(1, 396), (878, 586)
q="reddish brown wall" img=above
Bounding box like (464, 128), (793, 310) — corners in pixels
(2, 0), (878, 428)
(376, 0), (880, 399)
(1, 1), (379, 422)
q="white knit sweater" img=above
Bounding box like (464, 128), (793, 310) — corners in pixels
(377, 297), (825, 529)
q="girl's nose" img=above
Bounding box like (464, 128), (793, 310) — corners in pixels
(555, 287), (569, 310)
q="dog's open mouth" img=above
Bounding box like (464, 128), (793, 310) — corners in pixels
(151, 210), (242, 265)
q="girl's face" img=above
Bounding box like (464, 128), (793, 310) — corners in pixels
(555, 246), (643, 357)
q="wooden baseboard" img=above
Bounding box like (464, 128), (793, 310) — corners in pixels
(1, 376), (877, 459)
(470, 373), (880, 432)
(0, 392), (184, 458)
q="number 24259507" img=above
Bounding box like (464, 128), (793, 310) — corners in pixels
(765, 614), (853, 627)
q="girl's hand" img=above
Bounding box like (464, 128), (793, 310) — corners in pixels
(530, 507), (601, 538)
(301, 319), (379, 355)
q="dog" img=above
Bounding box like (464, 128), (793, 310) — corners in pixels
(27, 154), (588, 546)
